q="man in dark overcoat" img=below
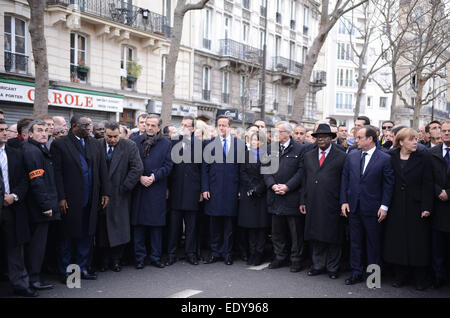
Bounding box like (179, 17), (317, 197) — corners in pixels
(429, 120), (450, 289)
(167, 116), (203, 266)
(264, 121), (306, 273)
(202, 115), (244, 265)
(23, 120), (61, 290)
(0, 119), (34, 297)
(300, 124), (346, 279)
(96, 121), (143, 272)
(51, 115), (110, 282)
(131, 115), (173, 269)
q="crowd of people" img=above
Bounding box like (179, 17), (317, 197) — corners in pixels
(0, 109), (449, 297)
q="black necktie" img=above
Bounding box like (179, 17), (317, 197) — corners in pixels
(106, 147), (113, 169)
(445, 148), (450, 172)
(280, 145), (285, 155)
(360, 152), (368, 177)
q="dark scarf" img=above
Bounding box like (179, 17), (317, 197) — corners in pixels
(28, 138), (50, 157)
(142, 131), (163, 158)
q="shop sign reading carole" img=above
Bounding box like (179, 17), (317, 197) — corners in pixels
(0, 82), (123, 112)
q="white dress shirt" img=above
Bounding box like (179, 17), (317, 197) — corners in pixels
(220, 135), (232, 154)
(318, 144), (332, 161)
(0, 145), (10, 194)
(361, 145), (388, 212)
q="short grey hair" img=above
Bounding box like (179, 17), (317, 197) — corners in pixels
(28, 120), (47, 133)
(147, 114), (162, 127)
(275, 121), (293, 133)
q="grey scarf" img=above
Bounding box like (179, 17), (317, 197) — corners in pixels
(142, 131), (163, 158)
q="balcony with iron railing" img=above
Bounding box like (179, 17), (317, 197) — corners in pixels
(219, 39), (263, 65)
(312, 70), (327, 85)
(4, 52), (28, 74)
(47, 0), (172, 38)
(272, 56), (303, 75)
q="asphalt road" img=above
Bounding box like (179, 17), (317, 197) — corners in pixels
(1, 257), (449, 298)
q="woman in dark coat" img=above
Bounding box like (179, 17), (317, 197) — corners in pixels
(383, 128), (434, 291)
(238, 131), (269, 265)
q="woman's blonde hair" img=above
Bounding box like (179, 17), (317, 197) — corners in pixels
(394, 128), (418, 148)
(194, 119), (211, 140)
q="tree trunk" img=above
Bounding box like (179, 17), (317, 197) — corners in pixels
(27, 0), (49, 117)
(412, 77), (424, 130)
(161, 0), (185, 127)
(292, 31), (326, 121)
(389, 70), (398, 121)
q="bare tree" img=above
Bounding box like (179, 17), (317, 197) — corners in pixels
(239, 59), (261, 129)
(161, 0), (210, 127)
(373, 0), (450, 127)
(292, 0), (368, 121)
(346, 1), (390, 121)
(27, 0), (49, 117)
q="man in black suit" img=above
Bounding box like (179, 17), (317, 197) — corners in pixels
(430, 120), (450, 288)
(166, 116), (203, 266)
(264, 121), (306, 273)
(300, 124), (346, 279)
(130, 113), (148, 140)
(0, 119), (36, 297)
(424, 121), (442, 148)
(51, 115), (110, 282)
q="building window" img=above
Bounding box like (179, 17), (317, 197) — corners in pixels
(224, 16), (231, 40)
(336, 93), (352, 110)
(259, 29), (265, 50)
(257, 79), (262, 105)
(275, 36), (281, 57)
(273, 84), (279, 111)
(243, 23), (249, 44)
(379, 97), (387, 108)
(4, 15), (27, 74)
(289, 42), (295, 61)
(303, 6), (309, 35)
(337, 42), (351, 61)
(336, 68), (353, 87)
(202, 66), (211, 101)
(243, 0), (250, 10)
(222, 71), (229, 104)
(161, 55), (167, 89)
(367, 96), (373, 108)
(276, 0), (282, 24)
(290, 0), (296, 30)
(288, 87), (293, 115)
(411, 97), (416, 107)
(302, 46), (307, 64)
(70, 33), (87, 83)
(203, 9), (211, 50)
(162, 0), (171, 26)
(120, 45), (135, 89)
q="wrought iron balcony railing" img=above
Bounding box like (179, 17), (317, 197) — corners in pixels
(312, 70), (327, 84)
(219, 39), (263, 65)
(272, 56), (303, 75)
(47, 0), (172, 38)
(4, 52), (28, 74)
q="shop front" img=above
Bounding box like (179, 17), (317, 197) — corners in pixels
(0, 78), (123, 126)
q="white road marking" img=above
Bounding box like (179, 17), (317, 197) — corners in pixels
(167, 289), (203, 298)
(248, 262), (270, 270)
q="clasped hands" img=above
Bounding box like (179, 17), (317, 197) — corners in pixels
(272, 184), (289, 196)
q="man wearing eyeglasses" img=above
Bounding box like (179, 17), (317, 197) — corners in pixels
(379, 120), (394, 146)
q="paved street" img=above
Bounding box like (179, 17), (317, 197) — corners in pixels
(1, 257), (449, 298)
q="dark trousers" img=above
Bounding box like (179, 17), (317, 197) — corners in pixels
(311, 241), (342, 273)
(432, 229), (450, 281)
(168, 210), (197, 258)
(209, 216), (234, 258)
(57, 235), (92, 274)
(271, 215), (304, 263)
(133, 225), (162, 262)
(96, 213), (125, 266)
(248, 228), (267, 256)
(349, 211), (382, 276)
(99, 245), (125, 266)
(0, 207), (29, 290)
(394, 264), (428, 285)
(26, 222), (49, 283)
(235, 226), (249, 258)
